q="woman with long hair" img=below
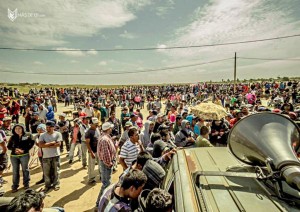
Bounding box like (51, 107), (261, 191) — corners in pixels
(7, 124), (34, 192)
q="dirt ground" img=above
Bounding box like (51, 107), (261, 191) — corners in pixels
(2, 103), (146, 211)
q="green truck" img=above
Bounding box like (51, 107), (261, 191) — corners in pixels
(162, 113), (300, 212)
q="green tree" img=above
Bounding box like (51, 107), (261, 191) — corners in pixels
(282, 77), (289, 81)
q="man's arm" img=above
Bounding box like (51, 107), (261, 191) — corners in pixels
(38, 134), (61, 148)
(138, 140), (145, 152)
(0, 142), (7, 154)
(119, 157), (127, 170)
(38, 140), (57, 148)
(85, 138), (95, 158)
(98, 140), (113, 167)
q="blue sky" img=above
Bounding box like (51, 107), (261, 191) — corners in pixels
(0, 0), (300, 85)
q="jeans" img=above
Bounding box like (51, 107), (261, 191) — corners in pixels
(69, 142), (82, 161)
(38, 157), (44, 180)
(81, 142), (88, 167)
(60, 132), (70, 152)
(25, 119), (30, 132)
(52, 104), (57, 112)
(87, 152), (100, 182)
(96, 160), (113, 205)
(10, 154), (30, 189)
(42, 156), (60, 188)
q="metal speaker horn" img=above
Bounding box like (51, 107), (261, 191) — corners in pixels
(228, 113), (300, 191)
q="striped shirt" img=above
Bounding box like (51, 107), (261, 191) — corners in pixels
(119, 139), (140, 168)
(98, 184), (131, 212)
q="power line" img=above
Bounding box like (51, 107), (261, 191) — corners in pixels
(238, 57), (300, 61)
(0, 34), (299, 52)
(0, 58), (233, 76)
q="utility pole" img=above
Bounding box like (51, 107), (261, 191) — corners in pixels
(234, 52), (237, 93)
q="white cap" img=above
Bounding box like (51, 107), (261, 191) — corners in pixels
(102, 122), (114, 131)
(59, 113), (66, 117)
(91, 117), (99, 124)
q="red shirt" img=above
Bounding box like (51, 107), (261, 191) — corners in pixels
(0, 108), (7, 119)
(10, 102), (20, 115)
(78, 112), (87, 117)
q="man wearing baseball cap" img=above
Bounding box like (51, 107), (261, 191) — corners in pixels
(129, 113), (139, 129)
(85, 117), (101, 184)
(120, 107), (130, 129)
(153, 113), (165, 133)
(1, 116), (12, 136)
(38, 121), (62, 192)
(57, 113), (70, 154)
(79, 116), (90, 169)
(96, 122), (116, 206)
(118, 121), (133, 148)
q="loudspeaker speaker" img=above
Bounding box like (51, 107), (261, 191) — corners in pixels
(228, 113), (300, 191)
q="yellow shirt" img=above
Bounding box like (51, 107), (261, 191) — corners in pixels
(195, 135), (214, 147)
(93, 110), (101, 120)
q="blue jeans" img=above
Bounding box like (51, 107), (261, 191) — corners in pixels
(96, 160), (113, 206)
(42, 156), (60, 188)
(10, 154), (30, 189)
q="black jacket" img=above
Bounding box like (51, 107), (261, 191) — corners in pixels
(7, 124), (34, 155)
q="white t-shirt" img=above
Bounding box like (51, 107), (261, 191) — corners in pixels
(83, 107), (93, 117)
(0, 132), (5, 154)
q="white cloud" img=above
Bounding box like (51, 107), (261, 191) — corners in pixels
(157, 44), (167, 49)
(156, 44), (167, 53)
(119, 30), (138, 39)
(0, 0), (151, 47)
(55, 48), (85, 57)
(98, 61), (107, 66)
(155, 0), (174, 17)
(86, 49), (98, 55)
(164, 0), (300, 61)
(33, 61), (43, 65)
(55, 48), (98, 57)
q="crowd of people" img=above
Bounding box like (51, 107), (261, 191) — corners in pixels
(0, 80), (299, 211)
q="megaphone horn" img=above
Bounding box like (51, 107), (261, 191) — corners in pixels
(228, 113), (300, 191)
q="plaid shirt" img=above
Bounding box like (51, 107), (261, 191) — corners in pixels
(97, 133), (116, 167)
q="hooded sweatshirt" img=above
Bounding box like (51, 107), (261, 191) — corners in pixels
(139, 120), (152, 148)
(46, 106), (55, 121)
(38, 104), (48, 121)
(174, 120), (194, 147)
(7, 124), (34, 156)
